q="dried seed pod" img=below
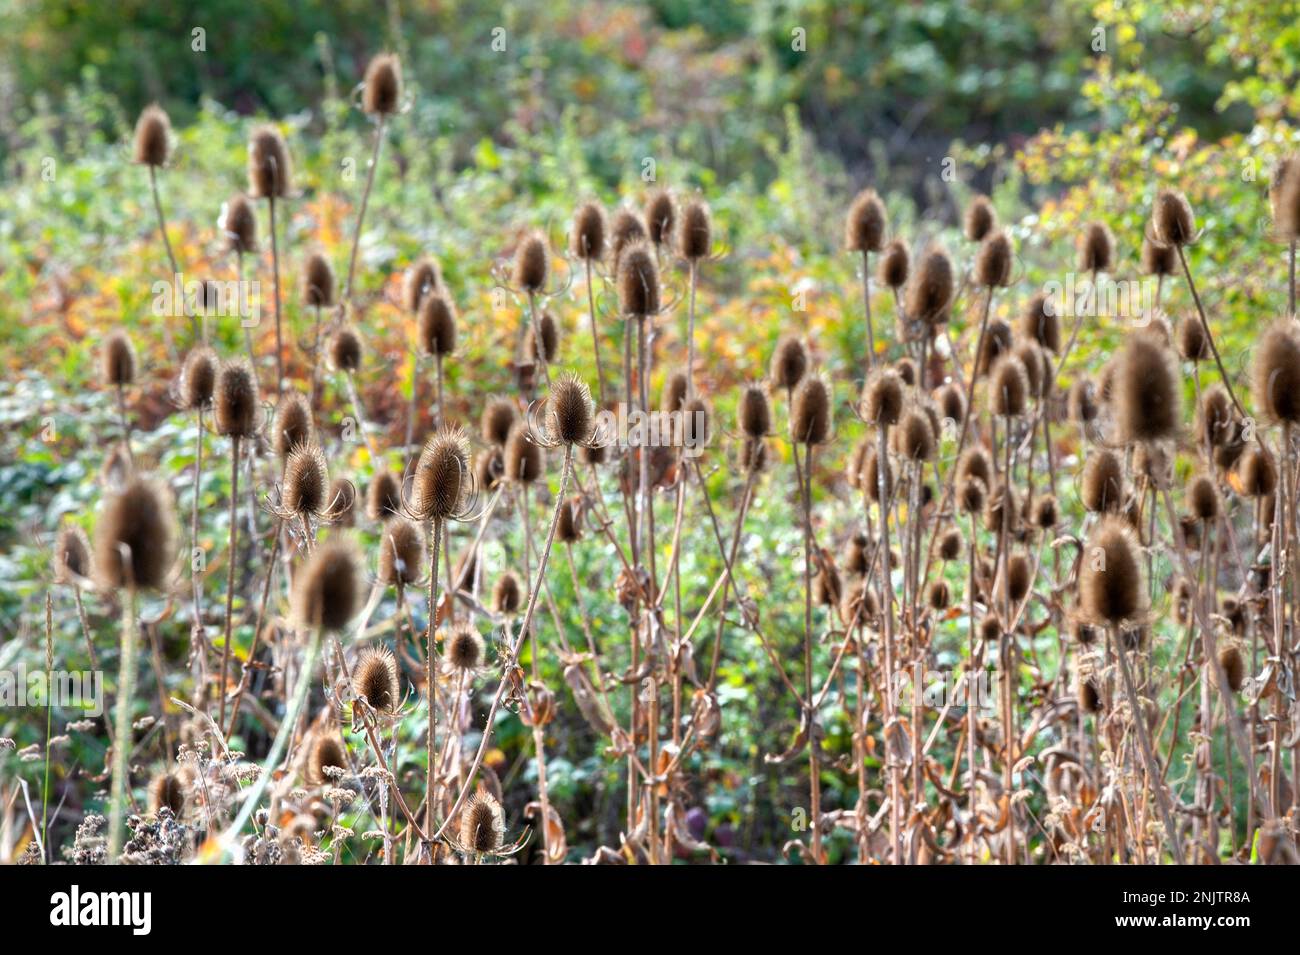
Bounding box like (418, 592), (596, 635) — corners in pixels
(878, 239), (910, 289)
(1068, 377), (1099, 424)
(476, 447), (505, 491)
(738, 383), (772, 439)
(1006, 553), (1032, 604)
(984, 480), (1020, 536)
(215, 359), (259, 438)
(1032, 495), (1058, 530)
(102, 329), (136, 388)
(504, 423), (544, 483)
(1078, 516), (1147, 625)
(845, 189), (887, 253)
(989, 353), (1029, 417)
(935, 382), (965, 424)
(412, 426), (471, 520)
(894, 356), (917, 387)
(964, 195), (996, 243)
(354, 646), (400, 714)
(610, 208), (647, 271)
(527, 310), (560, 363)
(328, 477), (356, 526)
(1176, 317), (1209, 363)
(95, 476), (177, 591)
(1197, 385), (1234, 449)
(1081, 449), (1124, 513)
(1186, 472), (1219, 523)
(840, 532), (870, 575)
(1076, 222), (1114, 273)
(403, 257), (442, 312)
(939, 528), (963, 561)
(1140, 236), (1177, 276)
(282, 444), (329, 517)
(222, 194), (258, 255)
(556, 496), (583, 543)
(645, 189), (676, 247)
(481, 398), (518, 447)
(301, 251), (335, 308)
(366, 470), (403, 521)
(308, 735), (348, 785)
(661, 370), (689, 414)
(571, 201), (607, 260)
(133, 104), (171, 167)
(54, 524), (92, 583)
(1218, 645), (1245, 693)
(678, 197), (713, 261)
(1078, 678), (1103, 714)
(514, 231), (550, 293)
(378, 517), (426, 586)
(861, 369), (904, 427)
(247, 125), (292, 199)
(617, 242), (660, 316)
(770, 337), (809, 391)
(418, 292), (457, 357)
(957, 476), (986, 515)
(958, 447), (992, 487)
(979, 613), (1002, 643)
(292, 537), (363, 630)
(362, 52), (402, 115)
(790, 375), (831, 445)
(273, 391), (313, 456)
(1152, 189), (1195, 247)
(547, 373), (595, 445)
(460, 791), (505, 853)
(1020, 292), (1061, 353)
(147, 771), (186, 815)
(927, 579), (950, 611)
(492, 571), (523, 616)
(1113, 334), (1181, 444)
(894, 407), (934, 461)
(180, 346), (217, 411)
(1236, 447), (1277, 497)
(1252, 319), (1300, 424)
(329, 325), (364, 373)
(444, 622), (486, 671)
(973, 230), (1013, 288)
(813, 558), (842, 608)
(906, 244), (956, 324)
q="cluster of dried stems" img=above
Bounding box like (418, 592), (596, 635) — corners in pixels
(16, 52), (1300, 866)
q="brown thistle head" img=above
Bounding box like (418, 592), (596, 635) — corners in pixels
(645, 189), (676, 247)
(504, 422), (544, 483)
(282, 444), (329, 517)
(963, 195), (996, 243)
(790, 375), (832, 445)
(571, 201), (607, 260)
(878, 238), (910, 289)
(481, 397), (519, 447)
(906, 244), (956, 324)
(301, 251), (335, 309)
(329, 325), (364, 374)
(418, 293), (457, 358)
(1081, 449), (1124, 513)
(366, 470), (403, 522)
(292, 537), (363, 630)
(1078, 515), (1147, 626)
(1113, 333), (1181, 444)
(378, 517), (426, 586)
(460, 790), (505, 854)
(1076, 222), (1114, 273)
(546, 372), (595, 445)
(1252, 319), (1300, 424)
(738, 383), (772, 439)
(247, 125), (292, 199)
(403, 257), (442, 312)
(273, 391), (313, 457)
(513, 230), (550, 293)
(678, 197), (713, 261)
(362, 52), (403, 115)
(973, 229), (1013, 288)
(180, 346), (217, 411)
(353, 646), (400, 714)
(94, 476), (177, 591)
(411, 426), (471, 520)
(133, 104), (172, 167)
(1021, 292), (1061, 353)
(845, 189), (887, 253)
(215, 358), (259, 438)
(617, 241), (660, 316)
(222, 194), (258, 255)
(861, 369), (904, 427)
(1152, 189), (1195, 247)
(444, 622), (486, 672)
(54, 524), (93, 584)
(103, 329), (136, 388)
(770, 336), (809, 391)
(492, 571), (524, 616)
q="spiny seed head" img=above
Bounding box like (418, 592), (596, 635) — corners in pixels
(678, 197), (713, 261)
(481, 397), (518, 447)
(528, 310), (560, 363)
(133, 104), (171, 167)
(1186, 472), (1219, 522)
(1175, 317), (1208, 362)
(460, 791), (505, 854)
(939, 528), (963, 561)
(504, 423), (544, 483)
(984, 480), (1020, 535)
(94, 476), (176, 591)
(1033, 495), (1058, 530)
(222, 194), (258, 255)
(990, 353), (1029, 417)
(1219, 645), (1245, 693)
(102, 329), (136, 388)
(444, 622), (485, 671)
(936, 382), (966, 423)
(645, 189), (676, 246)
(476, 447), (505, 490)
(979, 613), (1002, 643)
(514, 230), (549, 292)
(328, 477), (356, 526)
(740, 436), (768, 473)
(973, 229), (1013, 288)
(1081, 449), (1124, 513)
(906, 244), (956, 324)
(1078, 516), (1147, 625)
(958, 447), (992, 487)
(610, 208), (647, 270)
(282, 444), (329, 517)
(301, 251), (335, 308)
(662, 370), (689, 413)
(1021, 292), (1061, 353)
(862, 446), (891, 503)
(378, 517), (426, 586)
(1198, 385), (1234, 449)
(1140, 236), (1177, 276)
(180, 346), (217, 411)
(975, 318), (1013, 377)
(353, 646), (400, 714)
(362, 52), (402, 115)
(878, 239), (910, 289)
(895, 356), (917, 386)
(1068, 377), (1099, 424)
(1114, 333), (1181, 443)
(215, 358), (259, 438)
(1078, 678), (1103, 713)
(861, 369), (904, 427)
(617, 241), (660, 316)
(412, 426), (471, 520)
(790, 375), (831, 445)
(329, 325), (364, 373)
(366, 470), (403, 521)
(845, 189), (887, 253)
(739, 383), (772, 439)
(1152, 189), (1195, 246)
(273, 391), (313, 456)
(1015, 341), (1049, 399)
(841, 532), (870, 574)
(492, 571), (523, 616)
(770, 336), (809, 391)
(964, 195), (996, 243)
(557, 496), (582, 543)
(308, 735), (347, 785)
(54, 524), (92, 583)
(895, 407), (935, 461)
(571, 201), (607, 260)
(813, 558), (842, 608)
(1252, 319), (1300, 424)
(292, 537), (363, 630)
(927, 579), (951, 611)
(1274, 157), (1300, 240)
(1076, 222), (1114, 273)
(1236, 447), (1277, 497)
(418, 292), (457, 357)
(247, 126), (292, 199)
(547, 372), (595, 444)
(147, 772), (186, 815)
(403, 257), (442, 312)
(1007, 553), (1032, 604)
(682, 396), (710, 449)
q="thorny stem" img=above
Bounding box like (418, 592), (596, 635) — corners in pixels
(423, 517), (443, 855)
(218, 435), (241, 730)
(344, 115), (385, 304)
(268, 193), (284, 395)
(108, 585), (139, 859)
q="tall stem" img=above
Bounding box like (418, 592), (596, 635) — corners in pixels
(218, 435), (241, 730)
(108, 586), (139, 859)
(268, 194), (284, 395)
(424, 517), (443, 854)
(344, 116), (386, 304)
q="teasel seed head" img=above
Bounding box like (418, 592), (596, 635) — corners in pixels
(527, 310), (560, 364)
(1020, 292), (1061, 353)
(678, 197), (713, 261)
(1114, 333), (1181, 444)
(682, 396), (710, 449)
(102, 329), (136, 388)
(418, 292), (457, 358)
(790, 375), (832, 445)
(927, 579), (951, 612)
(180, 345), (217, 411)
(610, 208), (647, 271)
(979, 613), (1002, 643)
(481, 398), (518, 448)
(1078, 677), (1103, 714)
(476, 447), (505, 491)
(841, 532), (870, 575)
(308, 735), (348, 785)
(1033, 495), (1058, 530)
(617, 241), (660, 316)
(739, 436), (768, 473)
(1015, 340), (1050, 399)
(329, 325), (364, 374)
(353, 645), (400, 714)
(770, 336), (809, 391)
(412, 426), (471, 520)
(444, 621), (486, 672)
(514, 230), (550, 293)
(660, 371), (688, 414)
(1006, 553), (1032, 604)
(293, 537), (363, 630)
(861, 369), (904, 427)
(492, 571), (524, 616)
(1273, 157), (1300, 240)
(1197, 385), (1234, 450)
(739, 383), (772, 439)
(282, 444), (329, 517)
(378, 517), (427, 586)
(935, 382), (966, 424)
(1076, 222), (1114, 273)
(247, 125), (292, 199)
(861, 446), (892, 503)
(1067, 377), (1099, 424)
(1186, 472), (1219, 523)
(906, 244), (956, 324)
(958, 447), (993, 487)
(556, 496), (583, 543)
(878, 238), (910, 289)
(974, 318), (1013, 377)
(813, 557), (842, 608)
(645, 188), (676, 247)
(1140, 236), (1177, 276)
(1175, 317), (1209, 363)
(147, 771), (186, 816)
(984, 480), (1020, 535)
(1252, 319), (1300, 424)
(1152, 189), (1195, 247)
(973, 229), (1013, 288)
(1218, 644), (1245, 693)
(366, 469), (403, 521)
(1236, 446), (1277, 497)
(939, 528), (964, 562)
(954, 473), (984, 515)
(1081, 449), (1124, 513)
(504, 422), (544, 483)
(403, 257), (442, 312)
(845, 189), (887, 253)
(964, 195), (996, 243)
(95, 475), (176, 591)
(133, 104), (172, 167)
(571, 201), (607, 260)
(989, 353), (1029, 417)
(546, 372), (596, 445)
(273, 391), (313, 456)
(362, 52), (402, 116)
(894, 407), (935, 461)
(213, 358), (259, 438)
(460, 790), (505, 854)
(222, 194), (258, 255)
(328, 477), (356, 526)
(1078, 515), (1147, 625)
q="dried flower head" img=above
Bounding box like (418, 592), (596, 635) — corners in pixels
(54, 524), (93, 584)
(1152, 189), (1195, 247)
(973, 229), (1013, 288)
(964, 195), (996, 243)
(95, 476), (176, 591)
(329, 325), (364, 374)
(215, 358), (260, 438)
(273, 391), (313, 456)
(861, 369), (904, 427)
(403, 257), (442, 312)
(362, 53), (402, 115)
(514, 231), (550, 293)
(301, 252), (335, 309)
(1081, 449), (1124, 513)
(222, 194), (258, 255)
(678, 197), (713, 261)
(133, 104), (172, 167)
(180, 346), (217, 411)
(481, 398), (519, 447)
(878, 239), (910, 289)
(1140, 236), (1177, 276)
(492, 571), (524, 616)
(739, 383), (772, 439)
(618, 242), (660, 316)
(411, 426), (471, 521)
(1114, 333), (1181, 443)
(906, 244), (955, 324)
(645, 189), (676, 246)
(418, 293), (457, 357)
(366, 470), (403, 521)
(247, 126), (292, 199)
(103, 329), (136, 388)
(1078, 516), (1147, 625)
(353, 646), (400, 714)
(989, 353), (1029, 417)
(790, 375), (831, 445)
(845, 189), (887, 253)
(460, 790), (505, 854)
(770, 336), (809, 391)
(378, 517), (427, 586)
(444, 622), (486, 672)
(527, 310), (560, 364)
(147, 771), (186, 815)
(546, 372), (596, 445)
(292, 537), (363, 630)
(308, 735), (348, 785)
(1252, 319), (1300, 424)
(1076, 222), (1114, 273)
(1021, 292), (1061, 353)
(282, 444), (329, 517)
(504, 423), (544, 483)
(571, 201), (607, 260)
